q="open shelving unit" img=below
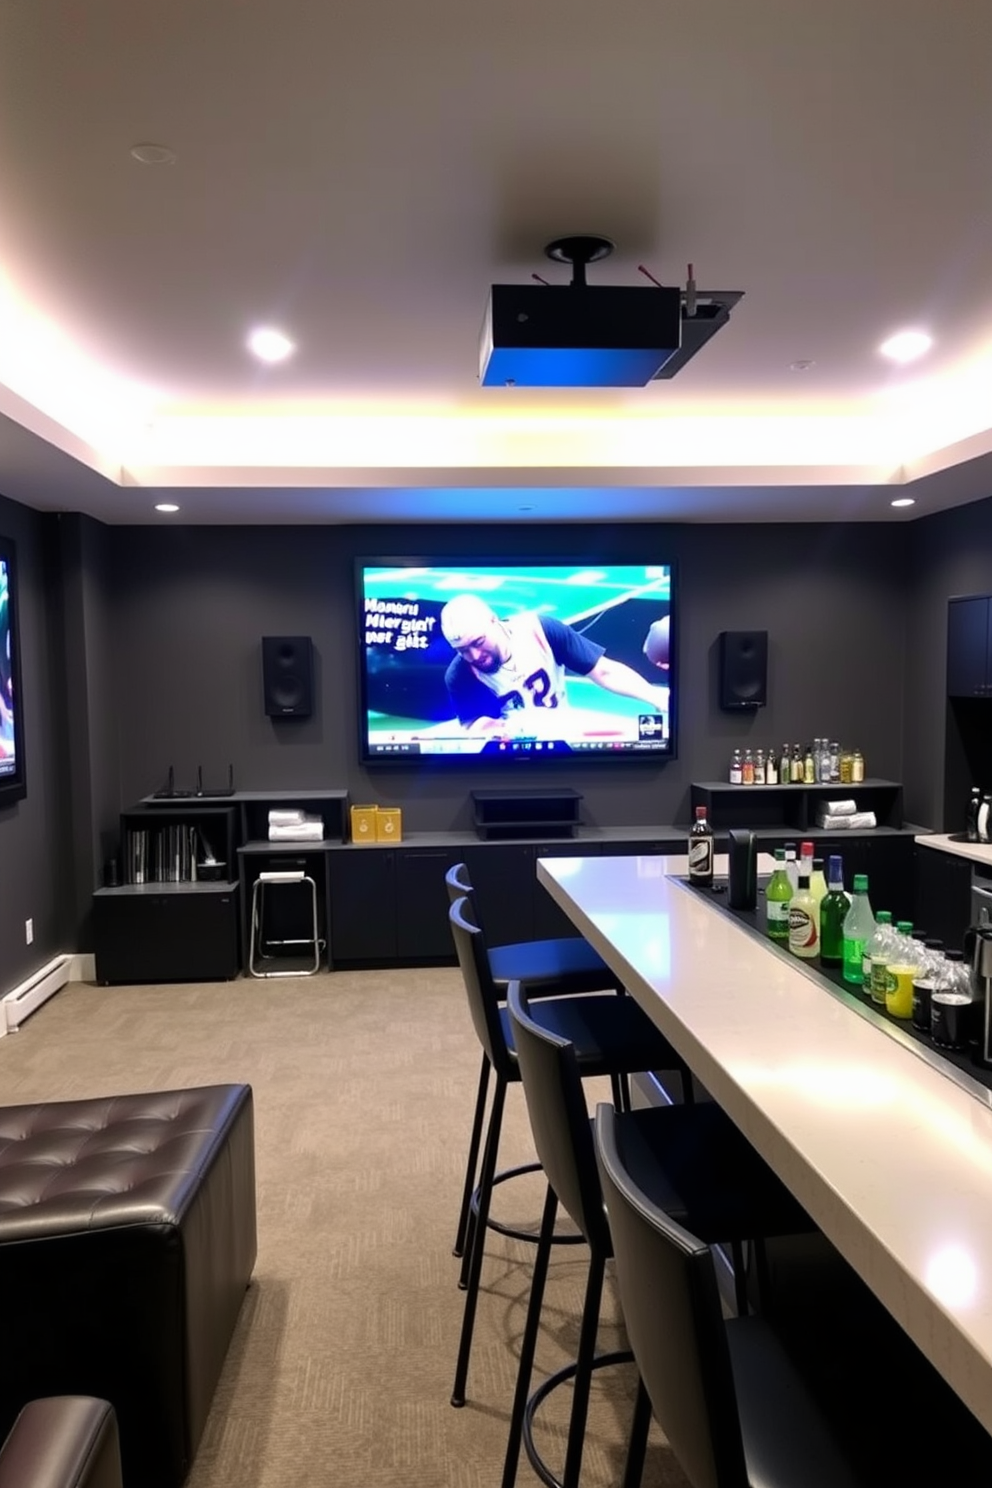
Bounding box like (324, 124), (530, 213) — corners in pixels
(690, 779), (905, 835)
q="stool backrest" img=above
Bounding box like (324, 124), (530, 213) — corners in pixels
(506, 982), (610, 1250)
(445, 862), (473, 906)
(448, 895), (514, 1079)
(593, 1101), (748, 1488)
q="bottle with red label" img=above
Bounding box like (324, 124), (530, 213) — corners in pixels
(688, 805), (714, 888)
(788, 867), (820, 959)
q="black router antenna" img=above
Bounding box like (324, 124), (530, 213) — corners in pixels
(544, 234), (615, 288)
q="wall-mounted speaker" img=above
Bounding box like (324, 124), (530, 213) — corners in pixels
(262, 636), (313, 718)
(718, 630), (768, 710)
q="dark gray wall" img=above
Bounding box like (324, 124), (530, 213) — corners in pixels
(58, 513), (121, 948)
(107, 521), (910, 831)
(904, 497), (992, 831)
(0, 496), (73, 993)
(8, 484), (990, 1001)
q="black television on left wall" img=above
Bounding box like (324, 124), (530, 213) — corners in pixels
(0, 534), (26, 806)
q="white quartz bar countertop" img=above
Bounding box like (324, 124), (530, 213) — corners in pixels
(537, 850), (992, 1436)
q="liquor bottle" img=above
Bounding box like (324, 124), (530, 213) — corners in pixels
(729, 748), (743, 785)
(780, 744), (792, 784)
(688, 805), (714, 888)
(841, 873), (875, 985)
(803, 745), (816, 784)
(809, 856), (828, 915)
(754, 748), (766, 785)
(791, 745), (803, 784)
(829, 742), (841, 783)
(766, 749), (779, 785)
(819, 855), (850, 966)
(818, 739), (832, 783)
(783, 842), (799, 891)
(851, 748), (865, 783)
(742, 749), (755, 786)
(765, 848), (792, 943)
(788, 868), (820, 959)
(799, 840), (815, 885)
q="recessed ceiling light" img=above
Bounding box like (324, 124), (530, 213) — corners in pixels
(879, 329), (933, 364)
(789, 359), (815, 372)
(890, 497), (915, 508)
(130, 143), (177, 165)
(154, 503), (180, 513)
(247, 327), (295, 363)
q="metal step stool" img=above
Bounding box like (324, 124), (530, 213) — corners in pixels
(248, 870), (322, 977)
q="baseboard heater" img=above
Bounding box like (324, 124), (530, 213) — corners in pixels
(1, 953), (80, 1034)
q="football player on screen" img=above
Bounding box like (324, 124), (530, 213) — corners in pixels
(439, 593), (667, 736)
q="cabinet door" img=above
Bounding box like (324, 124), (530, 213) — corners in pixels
(394, 848), (463, 961)
(94, 892), (239, 984)
(914, 848), (972, 954)
(327, 852), (397, 963)
(947, 597), (990, 697)
(863, 837), (916, 924)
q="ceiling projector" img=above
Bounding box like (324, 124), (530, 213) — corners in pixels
(479, 235), (742, 388)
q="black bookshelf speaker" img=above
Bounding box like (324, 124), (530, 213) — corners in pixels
(262, 636), (313, 718)
(718, 630), (768, 710)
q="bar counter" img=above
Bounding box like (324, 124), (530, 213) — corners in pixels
(536, 851), (992, 1434)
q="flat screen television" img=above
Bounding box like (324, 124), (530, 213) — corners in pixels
(357, 560), (676, 763)
(0, 534), (26, 806)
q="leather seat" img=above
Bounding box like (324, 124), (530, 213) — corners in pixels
(0, 1085), (257, 1488)
(0, 1398), (122, 1488)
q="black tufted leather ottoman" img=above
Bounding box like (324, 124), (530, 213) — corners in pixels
(0, 1084), (257, 1488)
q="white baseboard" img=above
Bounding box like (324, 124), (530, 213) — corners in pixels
(1, 952), (92, 1035)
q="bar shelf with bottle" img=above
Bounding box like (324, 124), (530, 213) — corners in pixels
(716, 876), (992, 1094)
(690, 779), (905, 834)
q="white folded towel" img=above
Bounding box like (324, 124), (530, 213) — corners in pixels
(815, 810), (876, 830)
(817, 799), (857, 817)
(269, 809), (306, 824)
(268, 821), (324, 841)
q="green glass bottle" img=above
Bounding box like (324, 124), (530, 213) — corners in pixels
(764, 848), (792, 944)
(819, 855), (850, 967)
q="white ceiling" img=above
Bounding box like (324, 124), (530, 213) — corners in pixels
(1, 0), (991, 525)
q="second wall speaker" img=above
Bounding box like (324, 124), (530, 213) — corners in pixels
(718, 630), (768, 710)
(262, 635), (313, 718)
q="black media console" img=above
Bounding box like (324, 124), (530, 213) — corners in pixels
(91, 784), (916, 982)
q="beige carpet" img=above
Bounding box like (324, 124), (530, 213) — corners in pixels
(0, 970), (690, 1488)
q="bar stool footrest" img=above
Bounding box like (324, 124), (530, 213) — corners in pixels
(522, 1349), (634, 1488)
(471, 1163), (585, 1248)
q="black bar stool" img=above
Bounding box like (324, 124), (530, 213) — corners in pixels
(444, 861), (625, 1266)
(503, 981), (816, 1488)
(448, 897), (694, 1412)
(594, 1100), (865, 1488)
